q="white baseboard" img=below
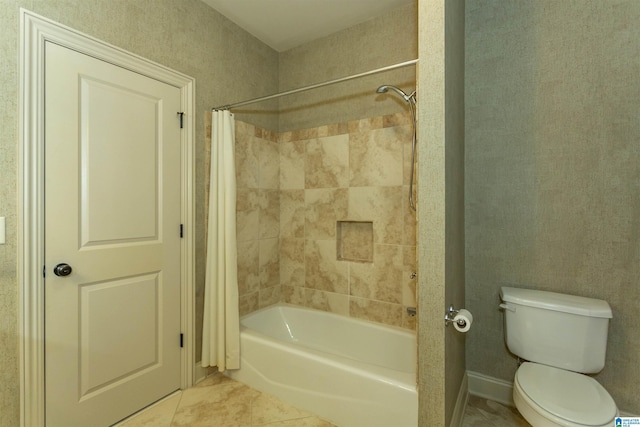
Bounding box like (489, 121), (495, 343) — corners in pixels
(450, 372), (469, 427)
(194, 361), (209, 384)
(466, 370), (514, 407)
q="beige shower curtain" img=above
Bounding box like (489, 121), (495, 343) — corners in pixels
(201, 110), (240, 371)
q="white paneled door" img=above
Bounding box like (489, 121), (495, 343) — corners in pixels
(44, 41), (182, 426)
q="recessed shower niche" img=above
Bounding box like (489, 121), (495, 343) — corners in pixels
(336, 221), (374, 263)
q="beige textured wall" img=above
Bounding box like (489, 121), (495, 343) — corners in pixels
(465, 0), (640, 414)
(418, 0), (466, 425)
(0, 2), (278, 425)
(277, 3), (417, 132)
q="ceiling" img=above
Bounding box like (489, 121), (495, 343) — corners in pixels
(201, 0), (414, 52)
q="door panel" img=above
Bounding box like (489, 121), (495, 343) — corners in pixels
(45, 41), (181, 426)
(80, 76), (160, 245)
(79, 273), (160, 398)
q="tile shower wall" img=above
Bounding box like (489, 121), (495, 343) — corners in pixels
(208, 114), (417, 331)
(279, 113), (417, 329)
(209, 112), (418, 329)
(205, 114), (282, 316)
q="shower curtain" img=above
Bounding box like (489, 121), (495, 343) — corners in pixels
(201, 110), (240, 371)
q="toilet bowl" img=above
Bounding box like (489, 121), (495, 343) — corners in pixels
(500, 287), (618, 427)
(513, 362), (617, 427)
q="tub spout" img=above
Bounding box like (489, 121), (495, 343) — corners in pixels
(407, 307), (417, 317)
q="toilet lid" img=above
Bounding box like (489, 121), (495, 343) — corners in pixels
(516, 362), (617, 426)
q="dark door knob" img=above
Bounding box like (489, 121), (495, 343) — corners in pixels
(53, 263), (72, 277)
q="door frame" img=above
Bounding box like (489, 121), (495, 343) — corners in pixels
(18, 9), (195, 426)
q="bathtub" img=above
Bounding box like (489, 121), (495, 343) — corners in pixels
(226, 303), (418, 427)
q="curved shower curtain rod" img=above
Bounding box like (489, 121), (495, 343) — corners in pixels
(211, 59), (418, 111)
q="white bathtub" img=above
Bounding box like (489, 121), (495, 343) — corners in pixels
(226, 303), (418, 427)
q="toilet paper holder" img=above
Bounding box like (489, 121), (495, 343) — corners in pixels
(444, 305), (467, 328)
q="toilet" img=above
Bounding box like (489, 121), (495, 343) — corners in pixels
(500, 287), (618, 427)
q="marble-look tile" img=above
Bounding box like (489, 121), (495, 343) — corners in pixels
(298, 128), (319, 141)
(324, 122), (349, 138)
(259, 285), (281, 308)
(280, 238), (305, 288)
(236, 188), (260, 242)
(259, 189), (280, 239)
(304, 289), (349, 316)
(462, 395), (531, 427)
(235, 120), (253, 138)
(118, 374), (342, 427)
(251, 391), (314, 424)
(349, 296), (403, 327)
(349, 244), (404, 304)
(403, 185), (417, 246)
(347, 116), (384, 133)
(305, 239), (348, 294)
(279, 140), (305, 190)
(383, 112), (412, 128)
(402, 308), (417, 330)
(403, 246), (417, 307)
(280, 190), (305, 238)
(348, 186), (403, 245)
(349, 127), (404, 187)
(194, 372), (234, 388)
(259, 238), (279, 289)
(337, 221), (373, 262)
(237, 240), (259, 296)
(172, 381), (258, 427)
(279, 130), (293, 143)
(401, 124), (416, 186)
(254, 416), (337, 426)
(236, 134), (259, 189)
(255, 126), (277, 143)
(403, 271), (418, 308)
(403, 245), (417, 271)
(115, 391), (181, 427)
(258, 137), (279, 190)
(239, 292), (259, 317)
(305, 188), (348, 239)
(316, 124), (331, 138)
(282, 285), (305, 305)
(230, 115), (419, 330)
(305, 134), (349, 189)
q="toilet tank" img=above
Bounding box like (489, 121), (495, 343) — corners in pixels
(500, 287), (612, 374)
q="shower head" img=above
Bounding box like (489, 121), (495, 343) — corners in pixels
(376, 84), (418, 212)
(376, 85), (416, 103)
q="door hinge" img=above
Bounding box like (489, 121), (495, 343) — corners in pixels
(177, 112), (184, 129)
(180, 224), (184, 238)
(180, 333), (184, 348)
(43, 265), (46, 278)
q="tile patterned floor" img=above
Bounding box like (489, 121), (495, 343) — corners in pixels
(462, 395), (531, 427)
(116, 373), (529, 427)
(114, 373), (338, 427)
